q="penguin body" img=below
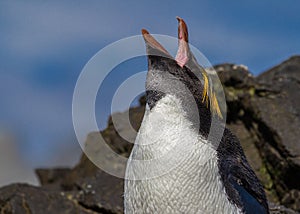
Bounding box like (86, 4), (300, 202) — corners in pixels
(124, 18), (269, 214)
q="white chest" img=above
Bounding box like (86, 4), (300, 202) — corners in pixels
(124, 95), (241, 214)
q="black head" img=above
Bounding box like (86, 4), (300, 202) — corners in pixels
(142, 26), (215, 138)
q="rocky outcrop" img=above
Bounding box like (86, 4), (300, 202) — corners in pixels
(0, 184), (94, 214)
(1, 56), (300, 213)
(217, 56), (300, 210)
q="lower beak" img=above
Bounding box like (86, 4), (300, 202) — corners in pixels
(175, 16), (190, 67)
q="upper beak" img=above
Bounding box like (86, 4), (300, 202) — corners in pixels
(141, 29), (172, 57)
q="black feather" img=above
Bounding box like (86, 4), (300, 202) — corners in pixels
(217, 128), (269, 213)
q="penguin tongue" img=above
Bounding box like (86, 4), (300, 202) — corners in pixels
(142, 29), (171, 57)
(175, 16), (189, 67)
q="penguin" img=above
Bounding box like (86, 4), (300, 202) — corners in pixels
(124, 17), (269, 214)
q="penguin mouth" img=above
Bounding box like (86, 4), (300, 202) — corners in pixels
(142, 17), (223, 119)
(141, 17), (190, 68)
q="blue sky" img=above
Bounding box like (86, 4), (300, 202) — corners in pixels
(0, 1), (299, 184)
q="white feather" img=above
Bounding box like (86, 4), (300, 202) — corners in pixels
(124, 95), (242, 214)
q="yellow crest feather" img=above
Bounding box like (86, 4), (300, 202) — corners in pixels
(201, 71), (223, 119)
(201, 72), (209, 108)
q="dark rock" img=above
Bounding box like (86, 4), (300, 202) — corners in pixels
(254, 56), (300, 195)
(35, 168), (71, 189)
(216, 57), (300, 210)
(282, 190), (300, 212)
(0, 184), (93, 214)
(269, 202), (300, 214)
(104, 105), (145, 158)
(63, 133), (125, 214)
(216, 63), (255, 88)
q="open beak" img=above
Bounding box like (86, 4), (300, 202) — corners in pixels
(141, 17), (190, 67)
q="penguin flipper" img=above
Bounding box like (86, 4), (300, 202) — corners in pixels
(228, 165), (269, 214)
(217, 128), (269, 214)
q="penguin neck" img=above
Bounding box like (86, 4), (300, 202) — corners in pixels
(127, 94), (214, 178)
(135, 94), (211, 160)
(146, 91), (213, 139)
